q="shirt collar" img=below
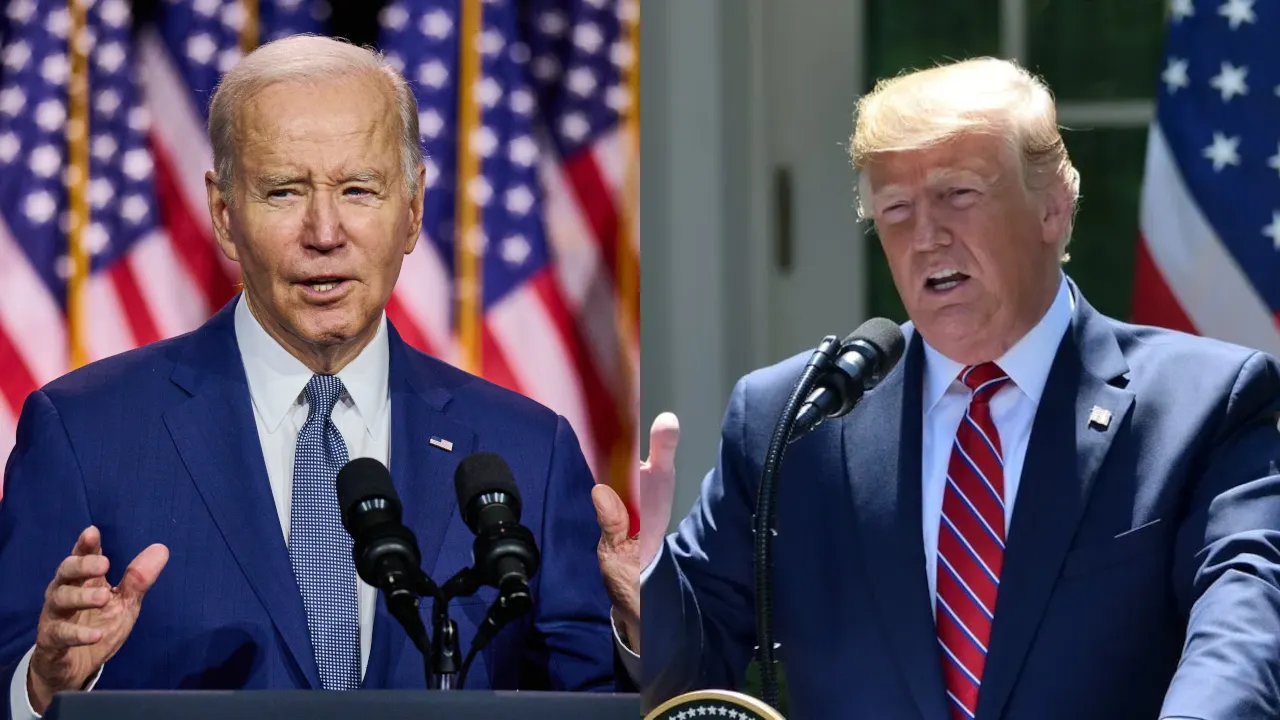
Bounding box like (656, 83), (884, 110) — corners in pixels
(922, 273), (1074, 413)
(234, 293), (389, 434)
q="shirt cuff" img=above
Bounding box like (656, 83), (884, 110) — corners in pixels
(639, 541), (663, 585)
(611, 608), (641, 682)
(11, 645), (104, 720)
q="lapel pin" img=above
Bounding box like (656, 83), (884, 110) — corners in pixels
(429, 436), (454, 452)
(1088, 406), (1112, 431)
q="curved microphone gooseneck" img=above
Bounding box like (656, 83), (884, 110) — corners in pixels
(753, 318), (905, 711)
(752, 334), (841, 710)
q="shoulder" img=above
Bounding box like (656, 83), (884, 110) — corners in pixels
(1107, 317), (1277, 391)
(395, 338), (564, 435)
(35, 333), (191, 414)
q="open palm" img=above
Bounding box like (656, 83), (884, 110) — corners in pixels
(29, 526), (168, 713)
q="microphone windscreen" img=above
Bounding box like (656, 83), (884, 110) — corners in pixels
(845, 317), (906, 371)
(336, 457), (399, 517)
(454, 452), (521, 517)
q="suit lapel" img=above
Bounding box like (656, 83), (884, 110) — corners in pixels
(362, 324), (476, 688)
(976, 287), (1133, 720)
(845, 330), (950, 720)
(163, 298), (321, 689)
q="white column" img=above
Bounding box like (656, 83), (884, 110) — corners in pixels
(639, 0), (731, 526)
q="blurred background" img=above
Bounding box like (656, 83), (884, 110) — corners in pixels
(641, 0), (1279, 530)
(0, 0), (640, 523)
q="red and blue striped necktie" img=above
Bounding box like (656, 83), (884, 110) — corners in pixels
(936, 362), (1010, 720)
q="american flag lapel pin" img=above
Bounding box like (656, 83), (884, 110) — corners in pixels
(429, 436), (454, 452)
(1088, 406), (1112, 431)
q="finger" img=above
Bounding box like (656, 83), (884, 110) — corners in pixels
(70, 526), (102, 557)
(592, 484), (631, 547)
(53, 554), (111, 587)
(49, 585), (112, 615)
(644, 412), (681, 474)
(116, 544), (169, 606)
(40, 620), (104, 649)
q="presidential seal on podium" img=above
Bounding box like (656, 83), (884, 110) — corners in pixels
(643, 690), (785, 720)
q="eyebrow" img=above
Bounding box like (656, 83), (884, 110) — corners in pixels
(250, 170), (390, 189)
(346, 170), (387, 184)
(254, 172), (308, 187)
(871, 168), (993, 201)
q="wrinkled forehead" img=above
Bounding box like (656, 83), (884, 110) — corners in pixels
(235, 76), (400, 168)
(865, 134), (1014, 198)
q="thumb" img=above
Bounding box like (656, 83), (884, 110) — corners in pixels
(591, 484), (631, 547)
(117, 544), (169, 607)
(645, 412), (680, 473)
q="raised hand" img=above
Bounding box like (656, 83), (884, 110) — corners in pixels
(27, 526), (168, 714)
(592, 413), (681, 654)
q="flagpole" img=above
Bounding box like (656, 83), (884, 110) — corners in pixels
(612, 0), (641, 529)
(455, 0), (484, 375)
(239, 0), (259, 54)
(65, 0), (91, 370)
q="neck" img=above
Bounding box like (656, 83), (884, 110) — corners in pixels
(244, 292), (377, 375)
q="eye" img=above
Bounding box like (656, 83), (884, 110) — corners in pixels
(344, 186), (372, 197)
(880, 202), (911, 222)
(267, 188), (296, 199)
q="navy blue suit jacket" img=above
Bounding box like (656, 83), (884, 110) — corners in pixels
(643, 284), (1280, 718)
(0, 298), (618, 712)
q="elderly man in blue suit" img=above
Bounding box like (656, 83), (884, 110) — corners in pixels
(630, 58), (1280, 718)
(0, 36), (641, 719)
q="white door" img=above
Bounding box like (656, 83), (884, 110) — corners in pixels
(756, 0), (871, 364)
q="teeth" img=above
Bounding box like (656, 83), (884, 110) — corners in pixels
(309, 281), (338, 292)
(927, 268), (961, 281)
(933, 280), (961, 291)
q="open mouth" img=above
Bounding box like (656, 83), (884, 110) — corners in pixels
(297, 277), (350, 296)
(924, 268), (970, 293)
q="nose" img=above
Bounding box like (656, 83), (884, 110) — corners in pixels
(303, 189), (345, 252)
(910, 199), (950, 251)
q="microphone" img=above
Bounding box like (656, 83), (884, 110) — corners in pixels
(452, 452), (541, 689)
(792, 317), (905, 438)
(453, 452), (541, 605)
(336, 457), (430, 651)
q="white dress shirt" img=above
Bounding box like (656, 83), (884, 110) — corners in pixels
(11, 294), (390, 719)
(920, 274), (1073, 613)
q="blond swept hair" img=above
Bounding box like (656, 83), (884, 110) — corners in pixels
(850, 57), (1080, 251)
(208, 34), (422, 205)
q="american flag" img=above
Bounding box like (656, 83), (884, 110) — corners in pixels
(1132, 0), (1280, 357)
(0, 0), (640, 526)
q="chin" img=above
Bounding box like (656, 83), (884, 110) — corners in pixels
(292, 309), (367, 345)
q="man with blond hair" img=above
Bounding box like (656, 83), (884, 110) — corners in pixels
(633, 58), (1280, 718)
(0, 35), (640, 719)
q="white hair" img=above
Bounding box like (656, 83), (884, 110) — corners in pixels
(207, 34), (422, 204)
(850, 57), (1081, 254)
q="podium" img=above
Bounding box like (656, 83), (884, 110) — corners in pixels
(45, 690), (642, 719)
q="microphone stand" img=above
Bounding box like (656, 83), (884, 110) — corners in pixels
(427, 568), (483, 689)
(753, 334), (841, 711)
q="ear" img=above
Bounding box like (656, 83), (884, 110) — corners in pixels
(1038, 183), (1072, 248)
(205, 170), (240, 262)
(404, 162), (426, 255)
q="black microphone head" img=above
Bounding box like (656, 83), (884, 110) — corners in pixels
(454, 452), (522, 531)
(842, 317), (905, 389)
(337, 457), (401, 531)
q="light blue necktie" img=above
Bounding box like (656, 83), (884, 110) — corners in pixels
(288, 374), (360, 690)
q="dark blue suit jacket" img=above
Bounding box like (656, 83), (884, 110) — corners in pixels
(643, 284), (1280, 719)
(0, 298), (618, 712)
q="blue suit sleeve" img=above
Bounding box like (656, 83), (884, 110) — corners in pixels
(1162, 352), (1280, 719)
(523, 415), (617, 691)
(641, 376), (757, 705)
(0, 391), (93, 720)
